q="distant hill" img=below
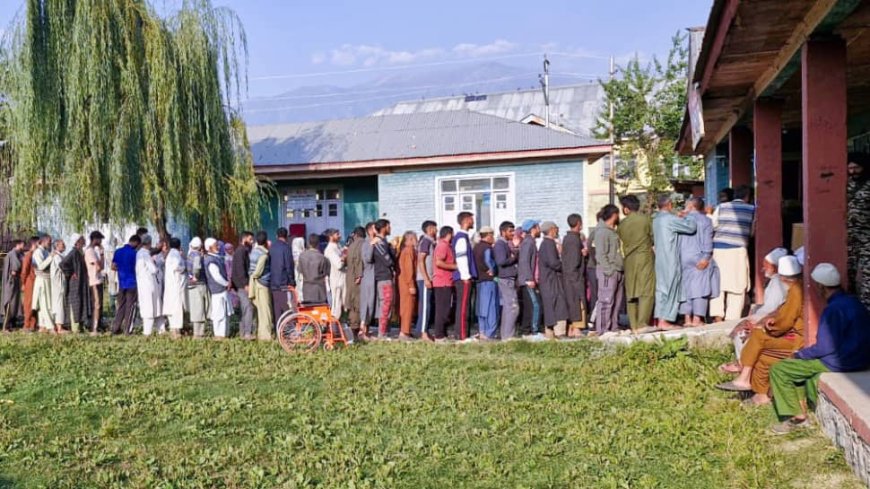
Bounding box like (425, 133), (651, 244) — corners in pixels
(242, 62), (592, 125)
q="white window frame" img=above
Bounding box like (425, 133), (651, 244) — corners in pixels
(435, 172), (515, 230)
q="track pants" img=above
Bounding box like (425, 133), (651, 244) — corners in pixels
(415, 280), (434, 336)
(454, 280), (473, 340)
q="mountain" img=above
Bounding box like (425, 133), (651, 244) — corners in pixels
(242, 62), (587, 125)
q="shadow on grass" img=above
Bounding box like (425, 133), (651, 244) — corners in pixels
(0, 476), (18, 488)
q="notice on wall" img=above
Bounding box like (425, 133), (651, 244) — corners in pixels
(285, 189), (317, 211)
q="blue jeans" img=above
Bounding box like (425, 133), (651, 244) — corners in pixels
(415, 280), (434, 335)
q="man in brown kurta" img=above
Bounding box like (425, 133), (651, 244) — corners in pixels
(344, 227), (366, 336)
(617, 195), (655, 331)
(20, 237), (39, 331)
(716, 255), (804, 405)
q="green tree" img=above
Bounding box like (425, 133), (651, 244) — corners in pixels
(0, 0), (269, 236)
(595, 32), (702, 200)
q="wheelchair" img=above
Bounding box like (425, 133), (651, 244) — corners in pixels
(275, 290), (349, 353)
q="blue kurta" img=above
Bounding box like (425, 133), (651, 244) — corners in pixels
(679, 210), (720, 302)
(652, 212), (697, 322)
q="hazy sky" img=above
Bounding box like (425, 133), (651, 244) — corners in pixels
(1, 0), (713, 98)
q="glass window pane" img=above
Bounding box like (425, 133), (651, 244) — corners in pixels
(493, 177), (510, 190)
(316, 190), (325, 201)
(458, 178), (491, 192)
(328, 203), (338, 217)
(316, 204), (324, 217)
(444, 196), (454, 204)
(441, 180), (457, 192)
(326, 189), (340, 200)
(462, 195), (473, 203)
(444, 196), (455, 211)
(476, 193), (491, 229)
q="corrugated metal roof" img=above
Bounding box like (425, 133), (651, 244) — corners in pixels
(249, 110), (607, 167)
(372, 83), (605, 137)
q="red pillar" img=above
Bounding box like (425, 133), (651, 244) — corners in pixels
(729, 126), (753, 188)
(753, 99), (783, 304)
(801, 37), (848, 344)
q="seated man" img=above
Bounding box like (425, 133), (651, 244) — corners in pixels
(716, 256), (803, 405)
(720, 247), (790, 373)
(769, 263), (870, 434)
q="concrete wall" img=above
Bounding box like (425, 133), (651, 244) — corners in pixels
(379, 159), (585, 236)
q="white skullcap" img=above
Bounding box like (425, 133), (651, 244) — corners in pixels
(204, 238), (218, 250)
(190, 237), (202, 249)
(778, 255), (802, 277)
(811, 263), (841, 287)
(765, 247), (788, 265)
(69, 233), (83, 246)
(794, 246), (805, 267)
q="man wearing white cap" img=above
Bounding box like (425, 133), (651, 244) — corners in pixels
(722, 247), (790, 370)
(136, 235), (163, 336)
(716, 255), (804, 405)
(62, 233), (90, 332)
(769, 263), (870, 434)
(186, 237), (210, 338)
(203, 238), (231, 339)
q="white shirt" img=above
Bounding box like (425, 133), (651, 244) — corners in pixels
(207, 262), (229, 288)
(750, 274), (788, 321)
(454, 231), (471, 281)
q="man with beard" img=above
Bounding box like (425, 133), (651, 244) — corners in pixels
(20, 236), (39, 331)
(231, 231), (255, 339)
(345, 227), (366, 338)
(1, 240), (25, 331)
(84, 231), (106, 334)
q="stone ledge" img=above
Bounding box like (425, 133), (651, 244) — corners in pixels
(817, 371), (870, 487)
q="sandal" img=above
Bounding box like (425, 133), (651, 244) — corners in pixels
(718, 363), (741, 374)
(715, 381), (753, 392)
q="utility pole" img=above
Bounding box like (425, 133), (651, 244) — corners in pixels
(608, 55), (616, 205)
(539, 55), (550, 128)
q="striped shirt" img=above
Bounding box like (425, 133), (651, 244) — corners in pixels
(713, 199), (755, 249)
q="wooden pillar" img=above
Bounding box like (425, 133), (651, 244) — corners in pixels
(729, 126), (753, 188)
(801, 37), (848, 344)
(753, 99), (783, 304)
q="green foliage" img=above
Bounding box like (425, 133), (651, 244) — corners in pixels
(0, 335), (861, 488)
(595, 33), (704, 199)
(0, 0), (268, 235)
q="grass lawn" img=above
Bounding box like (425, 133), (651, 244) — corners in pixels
(0, 335), (862, 488)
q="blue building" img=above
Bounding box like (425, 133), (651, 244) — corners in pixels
(250, 110), (609, 238)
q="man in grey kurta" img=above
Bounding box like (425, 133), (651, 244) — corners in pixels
(652, 195), (697, 327)
(298, 234), (331, 304)
(359, 222), (377, 337)
(1, 240), (25, 331)
(593, 205), (624, 335)
(679, 197), (720, 326)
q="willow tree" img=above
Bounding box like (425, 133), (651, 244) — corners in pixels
(0, 0), (267, 236)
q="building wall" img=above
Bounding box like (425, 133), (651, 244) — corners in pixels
(379, 159), (585, 236)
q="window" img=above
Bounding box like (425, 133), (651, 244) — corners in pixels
(328, 203), (338, 217)
(437, 173), (515, 231)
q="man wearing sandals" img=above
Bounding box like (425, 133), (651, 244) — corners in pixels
(768, 263), (870, 434)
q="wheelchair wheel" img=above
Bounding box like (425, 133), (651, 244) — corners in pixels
(277, 313), (322, 353)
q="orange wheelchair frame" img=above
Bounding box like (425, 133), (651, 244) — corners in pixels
(275, 290), (349, 353)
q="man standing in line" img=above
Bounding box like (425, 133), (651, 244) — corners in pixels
(20, 237), (39, 332)
(678, 197), (719, 326)
(32, 235), (55, 333)
(561, 214), (587, 336)
(415, 220), (437, 341)
(494, 221), (519, 340)
(539, 221), (570, 337)
(231, 231), (255, 339)
(710, 184), (756, 321)
(518, 220), (543, 340)
(594, 205), (623, 336)
(359, 222), (377, 340)
(431, 226), (456, 341)
(270, 227), (296, 322)
(473, 226), (498, 340)
(452, 212), (478, 341)
(652, 194), (697, 329)
(204, 238), (231, 339)
(617, 195), (655, 332)
(62, 234), (90, 333)
(1, 240), (25, 331)
(249, 231), (273, 340)
(397, 231), (418, 340)
(111, 235), (140, 334)
(345, 227), (366, 338)
(586, 211), (604, 328)
(163, 237), (187, 338)
(372, 219), (395, 339)
(187, 237), (209, 338)
(136, 235), (162, 336)
(323, 229), (346, 318)
(846, 153), (870, 308)
(84, 231), (105, 334)
(49, 239), (67, 333)
(298, 233), (331, 304)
